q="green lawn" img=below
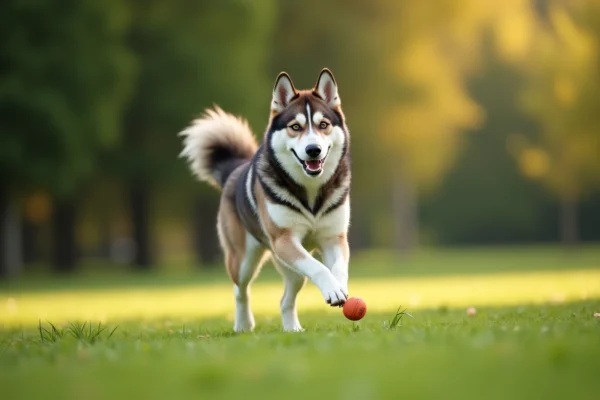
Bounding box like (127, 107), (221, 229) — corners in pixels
(1, 246), (600, 399)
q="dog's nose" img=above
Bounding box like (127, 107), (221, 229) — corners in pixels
(305, 144), (322, 158)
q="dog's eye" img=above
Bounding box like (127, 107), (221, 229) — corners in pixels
(290, 124), (301, 131)
(319, 121), (329, 129)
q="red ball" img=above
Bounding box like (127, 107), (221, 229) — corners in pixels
(343, 297), (367, 321)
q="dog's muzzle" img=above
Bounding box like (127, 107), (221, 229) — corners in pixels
(292, 146), (331, 176)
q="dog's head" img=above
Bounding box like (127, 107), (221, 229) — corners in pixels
(266, 69), (348, 184)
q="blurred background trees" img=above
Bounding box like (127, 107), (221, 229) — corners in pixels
(508, 1), (600, 245)
(114, 0), (274, 269)
(0, 0), (134, 276)
(1, 0), (599, 276)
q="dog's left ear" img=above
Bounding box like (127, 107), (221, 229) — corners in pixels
(314, 68), (340, 107)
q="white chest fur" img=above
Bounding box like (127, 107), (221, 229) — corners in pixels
(266, 200), (350, 242)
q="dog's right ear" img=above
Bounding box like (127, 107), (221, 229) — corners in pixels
(271, 72), (297, 113)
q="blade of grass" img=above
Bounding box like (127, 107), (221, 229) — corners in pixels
(388, 307), (414, 329)
(107, 326), (119, 339)
(38, 320), (44, 342)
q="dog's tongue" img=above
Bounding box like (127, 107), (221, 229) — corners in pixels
(305, 160), (322, 171)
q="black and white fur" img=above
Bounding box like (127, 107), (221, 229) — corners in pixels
(180, 69), (351, 332)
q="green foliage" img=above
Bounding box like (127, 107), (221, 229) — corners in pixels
(114, 0), (276, 186)
(0, 0), (134, 196)
(422, 58), (552, 244)
(503, 1), (600, 202)
(2, 0), (600, 253)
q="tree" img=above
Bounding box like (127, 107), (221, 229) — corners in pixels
(423, 52), (555, 245)
(0, 0), (134, 275)
(271, 0), (489, 251)
(377, 2), (490, 251)
(507, 1), (600, 244)
(118, 0), (276, 268)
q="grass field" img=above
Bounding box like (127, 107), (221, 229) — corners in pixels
(1, 246), (600, 399)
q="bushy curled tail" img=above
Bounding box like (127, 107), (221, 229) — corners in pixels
(179, 106), (258, 188)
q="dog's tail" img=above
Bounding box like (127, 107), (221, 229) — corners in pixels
(179, 106), (258, 189)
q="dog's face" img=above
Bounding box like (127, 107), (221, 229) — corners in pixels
(267, 69), (347, 184)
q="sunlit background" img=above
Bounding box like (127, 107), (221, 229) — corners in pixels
(1, 0), (600, 322)
(2, 2), (600, 398)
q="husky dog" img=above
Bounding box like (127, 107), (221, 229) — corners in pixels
(180, 69), (351, 332)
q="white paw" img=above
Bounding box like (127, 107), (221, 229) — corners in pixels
(314, 271), (348, 307)
(283, 323), (305, 333)
(323, 286), (348, 306)
(234, 321), (255, 333)
(234, 314), (255, 333)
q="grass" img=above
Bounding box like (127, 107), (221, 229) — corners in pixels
(1, 246), (600, 399)
(385, 307), (414, 329)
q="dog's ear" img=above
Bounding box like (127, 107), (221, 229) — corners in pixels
(271, 72), (297, 113)
(314, 68), (340, 107)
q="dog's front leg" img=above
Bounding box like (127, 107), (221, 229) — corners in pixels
(319, 234), (350, 296)
(272, 232), (347, 306)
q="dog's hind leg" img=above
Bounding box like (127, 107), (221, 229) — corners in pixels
(274, 261), (307, 332)
(218, 197), (267, 333)
(231, 233), (268, 332)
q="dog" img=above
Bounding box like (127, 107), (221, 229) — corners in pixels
(179, 69), (351, 332)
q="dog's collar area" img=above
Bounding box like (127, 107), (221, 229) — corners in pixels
(291, 146), (331, 176)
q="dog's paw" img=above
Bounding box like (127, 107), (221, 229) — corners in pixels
(234, 314), (255, 333)
(325, 288), (348, 307)
(283, 323), (305, 333)
(234, 321), (255, 333)
(322, 281), (348, 307)
(313, 270), (348, 307)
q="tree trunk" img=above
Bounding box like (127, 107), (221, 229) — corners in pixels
(192, 195), (220, 266)
(52, 198), (78, 273)
(98, 209), (112, 259)
(1, 187), (23, 278)
(392, 175), (418, 254)
(0, 185), (7, 278)
(1, 197), (23, 278)
(130, 184), (152, 269)
(559, 195), (579, 245)
(21, 219), (38, 265)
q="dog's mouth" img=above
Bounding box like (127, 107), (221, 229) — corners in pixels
(291, 146), (331, 177)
